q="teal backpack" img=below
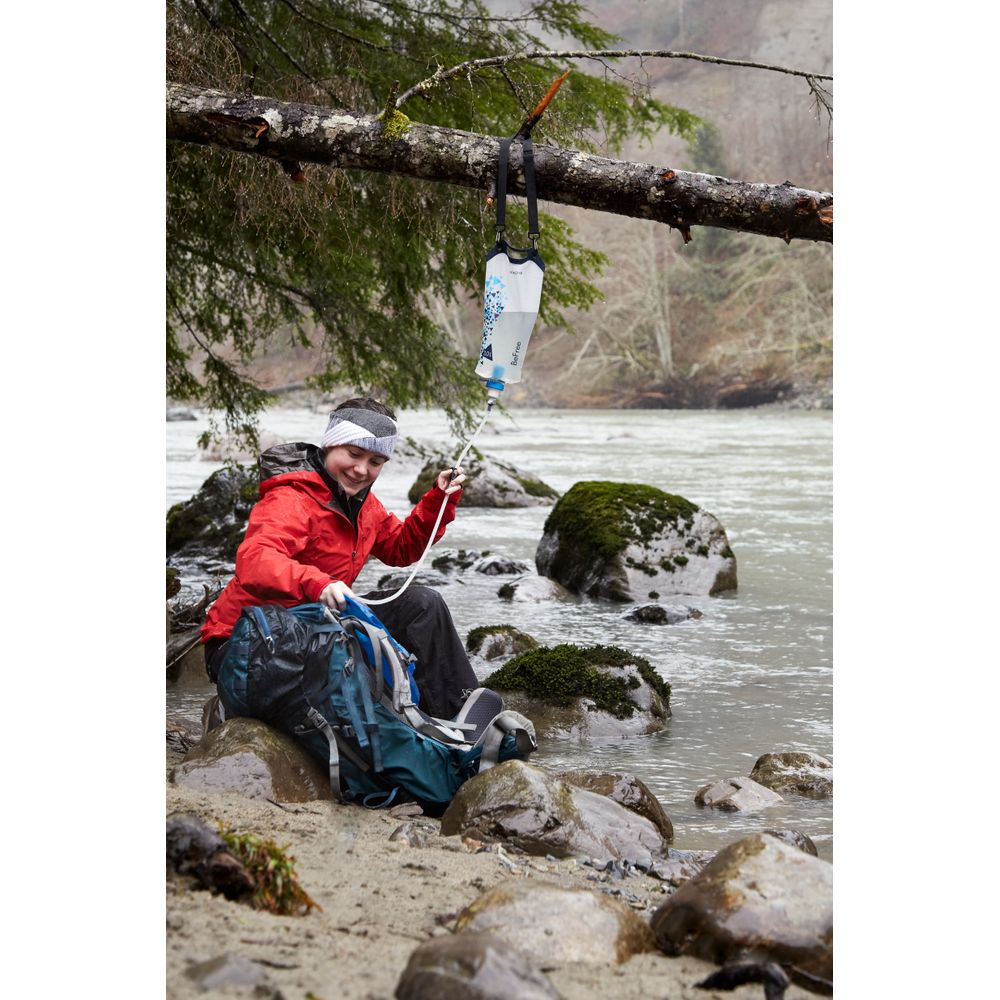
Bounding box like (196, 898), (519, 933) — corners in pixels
(215, 598), (536, 813)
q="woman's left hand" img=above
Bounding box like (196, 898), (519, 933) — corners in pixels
(436, 466), (466, 495)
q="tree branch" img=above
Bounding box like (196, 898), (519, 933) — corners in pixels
(166, 83), (833, 243)
(395, 48), (833, 110)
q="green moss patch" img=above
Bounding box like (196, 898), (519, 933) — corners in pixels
(542, 482), (700, 560)
(485, 643), (671, 719)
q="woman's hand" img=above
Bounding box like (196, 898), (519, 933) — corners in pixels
(319, 580), (356, 611)
(436, 466), (466, 495)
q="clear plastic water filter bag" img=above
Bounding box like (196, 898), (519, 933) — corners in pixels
(475, 136), (545, 387)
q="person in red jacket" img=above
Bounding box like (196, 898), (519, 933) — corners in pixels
(201, 398), (480, 719)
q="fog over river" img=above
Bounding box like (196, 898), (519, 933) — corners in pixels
(167, 405), (832, 859)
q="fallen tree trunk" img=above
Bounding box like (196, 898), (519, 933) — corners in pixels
(166, 83), (832, 244)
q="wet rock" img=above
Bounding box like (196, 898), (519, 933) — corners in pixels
(484, 644), (670, 743)
(646, 849), (716, 887)
(535, 482), (737, 601)
(623, 603), (703, 625)
(430, 548), (484, 573)
(650, 833), (833, 986)
(166, 813), (255, 899)
(170, 718), (335, 802)
(166, 627), (209, 688)
(466, 625), (538, 661)
(750, 751), (833, 799)
(497, 576), (572, 603)
(184, 954), (267, 990)
(394, 932), (559, 1000)
(166, 408), (198, 421)
(454, 878), (656, 966)
(695, 777), (784, 812)
(555, 771), (674, 844)
(166, 465), (259, 563)
(408, 453), (559, 508)
(376, 569), (451, 589)
(472, 555), (532, 576)
(166, 713), (203, 755)
(440, 760), (669, 865)
(762, 829), (819, 856)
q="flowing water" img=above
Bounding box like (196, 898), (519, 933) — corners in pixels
(167, 405), (832, 860)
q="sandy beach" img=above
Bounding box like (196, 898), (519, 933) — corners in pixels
(166, 750), (816, 1000)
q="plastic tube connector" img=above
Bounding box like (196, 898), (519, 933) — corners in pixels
(485, 377), (505, 401)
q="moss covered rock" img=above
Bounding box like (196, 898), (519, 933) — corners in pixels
(535, 481), (737, 601)
(166, 465), (259, 561)
(467, 625), (539, 660)
(408, 450), (558, 508)
(484, 644), (670, 742)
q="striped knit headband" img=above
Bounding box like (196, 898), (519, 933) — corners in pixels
(321, 407), (398, 459)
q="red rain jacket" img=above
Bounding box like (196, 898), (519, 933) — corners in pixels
(201, 450), (459, 642)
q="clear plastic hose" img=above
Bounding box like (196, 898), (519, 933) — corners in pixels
(356, 400), (495, 606)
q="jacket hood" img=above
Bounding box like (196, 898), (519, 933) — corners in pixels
(259, 441), (317, 481)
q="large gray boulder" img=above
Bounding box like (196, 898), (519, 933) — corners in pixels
(484, 644), (670, 743)
(408, 450), (559, 508)
(394, 933), (559, 1000)
(440, 760), (669, 865)
(169, 718), (334, 802)
(454, 879), (656, 966)
(535, 482), (737, 601)
(651, 833), (833, 988)
(750, 751), (833, 799)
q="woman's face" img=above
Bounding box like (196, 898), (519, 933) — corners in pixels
(323, 444), (387, 496)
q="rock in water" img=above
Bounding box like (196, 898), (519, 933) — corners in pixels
(496, 576), (572, 603)
(440, 760), (669, 865)
(484, 643), (670, 743)
(394, 932), (559, 1000)
(408, 452), (558, 508)
(170, 718), (335, 802)
(650, 833), (833, 986)
(166, 465), (259, 563)
(472, 555), (532, 575)
(623, 603), (703, 625)
(555, 770), (674, 844)
(535, 482), (737, 601)
(466, 625), (538, 662)
(455, 879), (655, 966)
(750, 751), (833, 799)
(761, 829), (819, 856)
(694, 777), (784, 812)
(430, 548), (483, 573)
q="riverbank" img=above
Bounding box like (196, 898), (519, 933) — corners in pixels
(166, 767), (816, 1000)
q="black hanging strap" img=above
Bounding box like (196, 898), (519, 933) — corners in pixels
(495, 135), (539, 247)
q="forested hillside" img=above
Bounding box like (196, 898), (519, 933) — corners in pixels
(172, 0), (832, 415)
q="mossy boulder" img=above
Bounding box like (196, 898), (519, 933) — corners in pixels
(650, 833), (833, 987)
(535, 481), (737, 601)
(166, 465), (259, 562)
(453, 879), (656, 967)
(750, 751), (833, 799)
(169, 718), (334, 802)
(484, 643), (670, 742)
(408, 449), (558, 508)
(441, 760), (669, 865)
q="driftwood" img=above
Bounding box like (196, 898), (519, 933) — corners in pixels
(166, 83), (832, 245)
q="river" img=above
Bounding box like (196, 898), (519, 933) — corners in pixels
(167, 404), (832, 860)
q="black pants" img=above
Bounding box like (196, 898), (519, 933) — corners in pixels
(360, 585), (479, 720)
(203, 586), (478, 721)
